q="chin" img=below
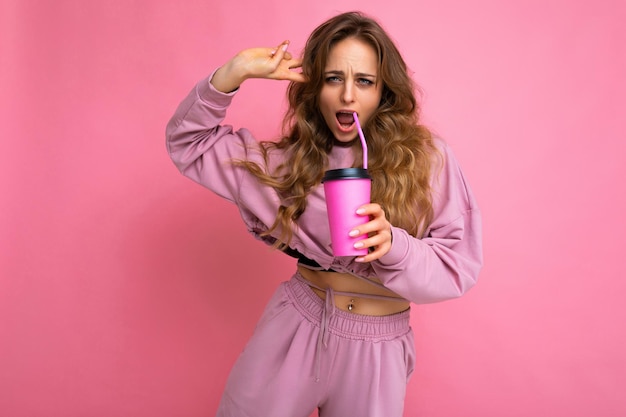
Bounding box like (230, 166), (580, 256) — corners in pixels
(332, 135), (358, 147)
(332, 129), (355, 141)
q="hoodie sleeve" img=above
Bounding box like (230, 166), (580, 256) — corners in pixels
(370, 142), (483, 304)
(165, 72), (291, 248)
(165, 72), (257, 204)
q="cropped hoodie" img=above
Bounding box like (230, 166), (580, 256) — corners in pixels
(166, 72), (483, 305)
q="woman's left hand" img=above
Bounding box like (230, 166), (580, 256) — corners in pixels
(350, 203), (393, 262)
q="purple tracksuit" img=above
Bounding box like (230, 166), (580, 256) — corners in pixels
(166, 71), (483, 416)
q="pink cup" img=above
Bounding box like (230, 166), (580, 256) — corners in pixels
(322, 168), (371, 256)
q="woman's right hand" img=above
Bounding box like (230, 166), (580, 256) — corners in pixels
(211, 41), (305, 93)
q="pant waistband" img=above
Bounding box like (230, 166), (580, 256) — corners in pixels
(286, 271), (411, 342)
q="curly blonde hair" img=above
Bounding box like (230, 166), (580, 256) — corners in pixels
(237, 11), (439, 248)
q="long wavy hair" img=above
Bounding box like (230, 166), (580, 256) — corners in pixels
(237, 11), (439, 248)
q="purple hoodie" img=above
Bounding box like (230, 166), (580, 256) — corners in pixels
(166, 72), (483, 305)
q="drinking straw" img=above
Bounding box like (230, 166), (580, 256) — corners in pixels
(353, 112), (368, 169)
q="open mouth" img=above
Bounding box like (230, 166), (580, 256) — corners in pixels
(336, 111), (355, 129)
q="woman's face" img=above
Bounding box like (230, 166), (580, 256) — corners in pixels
(319, 37), (383, 143)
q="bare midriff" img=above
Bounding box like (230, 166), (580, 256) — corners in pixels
(297, 265), (410, 316)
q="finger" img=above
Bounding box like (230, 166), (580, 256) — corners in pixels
(283, 71), (307, 83)
(355, 244), (390, 263)
(272, 51), (293, 60)
(288, 58), (303, 69)
(355, 236), (392, 262)
(285, 58), (306, 82)
(354, 230), (391, 251)
(269, 40), (288, 56)
(349, 217), (387, 239)
(357, 203), (384, 216)
(270, 40), (290, 62)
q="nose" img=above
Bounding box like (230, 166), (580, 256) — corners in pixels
(341, 82), (355, 103)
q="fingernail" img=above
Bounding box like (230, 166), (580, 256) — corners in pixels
(354, 242), (364, 249)
(355, 257), (365, 262)
(349, 229), (359, 237)
(356, 208), (365, 215)
(281, 43), (289, 52)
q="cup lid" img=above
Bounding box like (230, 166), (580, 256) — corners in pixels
(322, 167), (371, 182)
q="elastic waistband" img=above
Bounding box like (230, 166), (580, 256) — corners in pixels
(285, 272), (411, 342)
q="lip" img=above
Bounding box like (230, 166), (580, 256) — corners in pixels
(337, 109), (357, 116)
(336, 120), (355, 133)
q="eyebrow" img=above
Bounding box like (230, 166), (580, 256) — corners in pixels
(324, 70), (377, 78)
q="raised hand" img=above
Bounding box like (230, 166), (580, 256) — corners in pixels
(211, 41), (305, 93)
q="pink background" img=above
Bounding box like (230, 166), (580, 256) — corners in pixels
(1, 0), (625, 416)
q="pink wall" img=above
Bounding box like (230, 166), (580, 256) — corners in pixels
(1, 0), (625, 416)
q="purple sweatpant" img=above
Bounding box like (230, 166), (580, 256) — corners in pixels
(216, 272), (415, 417)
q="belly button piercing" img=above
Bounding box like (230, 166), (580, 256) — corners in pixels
(348, 299), (355, 311)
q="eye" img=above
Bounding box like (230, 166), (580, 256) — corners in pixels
(325, 76), (342, 83)
(357, 78), (374, 86)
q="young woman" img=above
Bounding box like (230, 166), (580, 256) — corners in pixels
(166, 11), (482, 417)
